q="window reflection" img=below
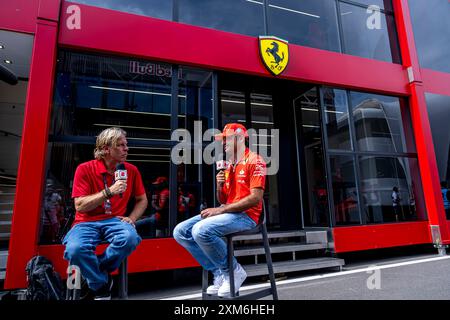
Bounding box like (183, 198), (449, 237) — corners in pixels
(359, 157), (423, 223)
(268, 0), (340, 52)
(68, 0), (173, 20)
(409, 0), (450, 74)
(323, 88), (352, 150)
(53, 51), (173, 140)
(330, 155), (360, 225)
(294, 88), (329, 227)
(175, 67), (215, 226)
(350, 92), (414, 153)
(178, 0), (264, 36)
(340, 2), (400, 63)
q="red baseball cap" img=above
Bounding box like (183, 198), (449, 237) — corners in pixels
(152, 176), (168, 184)
(214, 123), (249, 141)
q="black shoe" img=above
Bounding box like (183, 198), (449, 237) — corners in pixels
(94, 275), (113, 300)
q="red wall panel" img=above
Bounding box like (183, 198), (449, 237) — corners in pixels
(333, 222), (431, 253)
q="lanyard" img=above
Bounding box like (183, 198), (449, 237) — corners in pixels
(102, 173), (113, 214)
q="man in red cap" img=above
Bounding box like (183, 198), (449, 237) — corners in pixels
(174, 123), (266, 297)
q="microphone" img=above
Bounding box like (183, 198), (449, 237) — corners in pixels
(216, 160), (230, 172)
(115, 163), (127, 198)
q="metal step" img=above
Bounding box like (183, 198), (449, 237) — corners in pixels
(233, 230), (306, 241)
(0, 250), (7, 270)
(0, 233), (11, 240)
(0, 271), (5, 280)
(0, 221), (11, 226)
(244, 257), (345, 277)
(0, 210), (13, 215)
(235, 242), (328, 257)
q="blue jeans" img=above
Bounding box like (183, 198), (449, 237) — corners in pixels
(173, 213), (256, 275)
(63, 218), (141, 291)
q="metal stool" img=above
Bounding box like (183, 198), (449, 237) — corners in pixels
(66, 258), (128, 300)
(202, 201), (278, 300)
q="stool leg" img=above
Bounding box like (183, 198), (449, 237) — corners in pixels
(228, 236), (236, 298)
(202, 268), (210, 299)
(118, 259), (128, 299)
(262, 224), (278, 300)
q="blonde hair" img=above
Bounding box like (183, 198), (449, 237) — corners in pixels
(94, 127), (127, 160)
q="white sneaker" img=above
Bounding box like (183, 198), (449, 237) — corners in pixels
(206, 273), (224, 295)
(217, 264), (247, 297)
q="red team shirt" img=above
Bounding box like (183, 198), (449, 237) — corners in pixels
(219, 148), (267, 224)
(71, 159), (146, 225)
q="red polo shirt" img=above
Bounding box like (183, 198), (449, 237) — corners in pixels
(71, 159), (146, 225)
(220, 148), (266, 223)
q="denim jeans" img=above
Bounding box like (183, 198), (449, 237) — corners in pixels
(173, 213), (256, 275)
(63, 217), (141, 291)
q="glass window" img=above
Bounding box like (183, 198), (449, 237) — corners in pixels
(339, 2), (401, 63)
(347, 0), (393, 12)
(221, 90), (246, 125)
(0, 31), (33, 248)
(426, 93), (450, 219)
(330, 155), (360, 225)
(359, 156), (424, 223)
(323, 88), (352, 150)
(350, 91), (415, 153)
(178, 0), (264, 37)
(294, 88), (329, 227)
(67, 0), (173, 21)
(42, 51), (215, 243)
(267, 0), (340, 52)
(408, 0), (450, 74)
(176, 67), (215, 226)
(53, 51), (173, 141)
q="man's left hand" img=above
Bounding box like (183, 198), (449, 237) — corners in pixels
(118, 216), (136, 227)
(201, 207), (225, 219)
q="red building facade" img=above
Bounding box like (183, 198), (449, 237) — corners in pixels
(1, 0), (450, 289)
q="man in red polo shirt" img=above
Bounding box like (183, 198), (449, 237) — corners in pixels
(63, 127), (147, 300)
(174, 123), (266, 297)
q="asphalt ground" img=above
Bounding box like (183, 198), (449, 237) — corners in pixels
(126, 246), (450, 300)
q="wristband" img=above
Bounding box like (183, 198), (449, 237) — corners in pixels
(104, 187), (113, 199)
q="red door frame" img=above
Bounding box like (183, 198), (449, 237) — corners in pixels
(3, 0), (450, 289)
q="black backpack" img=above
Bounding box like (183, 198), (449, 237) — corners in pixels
(25, 255), (64, 301)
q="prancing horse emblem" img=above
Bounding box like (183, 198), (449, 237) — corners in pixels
(259, 36), (289, 76)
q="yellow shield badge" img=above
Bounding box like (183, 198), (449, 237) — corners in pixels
(259, 36), (289, 76)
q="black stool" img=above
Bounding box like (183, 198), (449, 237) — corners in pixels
(202, 201), (278, 300)
(66, 258), (128, 300)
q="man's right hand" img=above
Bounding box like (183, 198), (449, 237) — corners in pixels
(216, 170), (225, 187)
(109, 180), (127, 196)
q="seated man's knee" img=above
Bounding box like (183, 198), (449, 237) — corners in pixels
(115, 229), (141, 251)
(64, 241), (88, 261)
(192, 223), (212, 243)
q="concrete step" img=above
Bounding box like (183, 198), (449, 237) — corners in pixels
(244, 257), (345, 277)
(234, 242), (328, 257)
(233, 230), (306, 241)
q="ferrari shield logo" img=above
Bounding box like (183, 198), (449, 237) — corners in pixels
(259, 36), (289, 76)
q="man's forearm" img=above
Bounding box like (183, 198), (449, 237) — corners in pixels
(216, 184), (227, 204)
(221, 194), (260, 214)
(75, 191), (106, 212)
(128, 198), (148, 222)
